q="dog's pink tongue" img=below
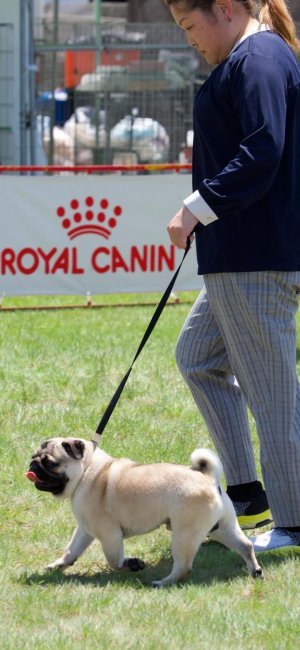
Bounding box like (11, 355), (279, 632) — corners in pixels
(25, 471), (42, 483)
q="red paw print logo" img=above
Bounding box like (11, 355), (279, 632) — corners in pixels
(56, 197), (122, 240)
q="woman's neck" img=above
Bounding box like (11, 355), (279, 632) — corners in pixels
(232, 16), (260, 48)
(227, 16), (263, 57)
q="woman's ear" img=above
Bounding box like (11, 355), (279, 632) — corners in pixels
(214, 0), (233, 22)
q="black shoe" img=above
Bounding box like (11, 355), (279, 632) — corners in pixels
(232, 491), (273, 530)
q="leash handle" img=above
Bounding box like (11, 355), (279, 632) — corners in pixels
(92, 239), (192, 447)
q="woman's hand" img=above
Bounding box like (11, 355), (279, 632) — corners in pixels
(167, 205), (198, 249)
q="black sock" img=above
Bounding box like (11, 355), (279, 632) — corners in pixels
(226, 481), (264, 502)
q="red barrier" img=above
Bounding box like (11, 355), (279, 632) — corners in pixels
(0, 164), (192, 175)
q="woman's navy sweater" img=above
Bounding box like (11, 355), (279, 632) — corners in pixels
(194, 30), (300, 274)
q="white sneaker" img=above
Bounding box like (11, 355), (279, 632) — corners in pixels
(250, 527), (300, 552)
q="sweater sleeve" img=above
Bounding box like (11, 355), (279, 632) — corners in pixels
(198, 54), (288, 219)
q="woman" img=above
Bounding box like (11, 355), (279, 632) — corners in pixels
(166, 0), (300, 551)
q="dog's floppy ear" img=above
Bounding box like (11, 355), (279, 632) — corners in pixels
(62, 439), (85, 460)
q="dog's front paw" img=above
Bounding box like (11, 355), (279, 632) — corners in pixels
(122, 557), (146, 572)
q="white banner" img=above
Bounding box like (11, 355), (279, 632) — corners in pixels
(0, 174), (203, 296)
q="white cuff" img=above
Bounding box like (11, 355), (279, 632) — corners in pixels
(183, 190), (218, 226)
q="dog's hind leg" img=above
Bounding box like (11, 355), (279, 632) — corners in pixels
(209, 518), (264, 579)
(152, 527), (204, 587)
(47, 525), (94, 570)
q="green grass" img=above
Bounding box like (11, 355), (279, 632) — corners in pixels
(1, 293), (300, 649)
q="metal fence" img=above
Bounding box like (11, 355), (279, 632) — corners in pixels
(34, 19), (211, 165)
(0, 23), (14, 165)
(1, 15), (300, 168)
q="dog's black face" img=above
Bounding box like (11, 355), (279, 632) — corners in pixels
(26, 439), (86, 496)
(27, 441), (68, 495)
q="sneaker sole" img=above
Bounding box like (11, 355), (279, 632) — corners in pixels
(254, 544), (300, 553)
(238, 509), (272, 530)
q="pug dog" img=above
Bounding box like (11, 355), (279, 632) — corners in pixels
(25, 437), (263, 587)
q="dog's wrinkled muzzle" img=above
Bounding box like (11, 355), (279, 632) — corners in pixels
(25, 460), (68, 495)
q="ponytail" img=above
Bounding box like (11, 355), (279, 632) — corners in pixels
(259, 0), (300, 52)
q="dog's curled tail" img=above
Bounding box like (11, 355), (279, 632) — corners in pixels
(190, 448), (223, 483)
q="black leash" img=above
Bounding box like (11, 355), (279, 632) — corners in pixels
(91, 238), (192, 448)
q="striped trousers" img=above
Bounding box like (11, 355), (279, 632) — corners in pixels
(176, 271), (300, 527)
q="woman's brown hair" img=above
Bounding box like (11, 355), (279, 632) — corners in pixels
(259, 0), (299, 51)
(165, 0), (300, 52)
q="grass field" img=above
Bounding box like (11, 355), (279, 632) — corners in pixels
(1, 292), (300, 649)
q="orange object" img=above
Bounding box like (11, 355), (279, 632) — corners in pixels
(65, 49), (141, 88)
